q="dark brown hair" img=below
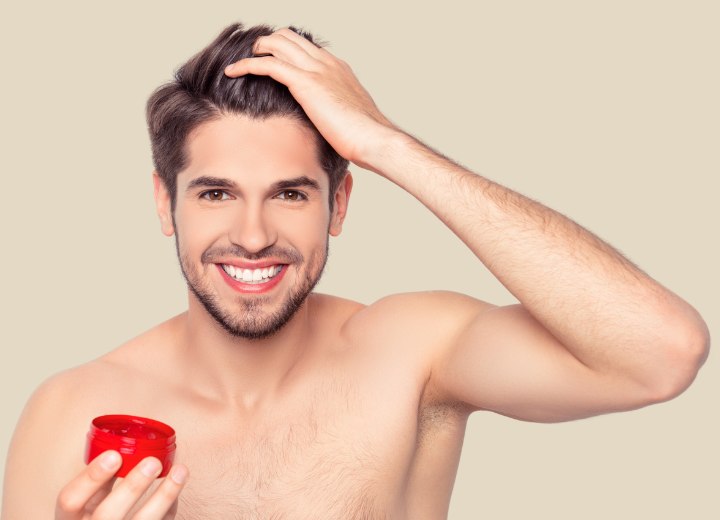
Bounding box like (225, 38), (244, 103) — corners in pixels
(145, 22), (349, 210)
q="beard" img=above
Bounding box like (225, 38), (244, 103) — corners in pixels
(175, 236), (329, 340)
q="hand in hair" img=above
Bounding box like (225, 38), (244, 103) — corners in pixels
(224, 27), (399, 170)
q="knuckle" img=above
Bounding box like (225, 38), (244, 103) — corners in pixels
(87, 462), (112, 483)
(125, 475), (153, 494)
(252, 35), (268, 51)
(56, 488), (84, 513)
(158, 480), (182, 500)
(326, 57), (349, 73)
(130, 485), (181, 520)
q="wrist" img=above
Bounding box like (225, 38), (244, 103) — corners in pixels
(350, 124), (413, 176)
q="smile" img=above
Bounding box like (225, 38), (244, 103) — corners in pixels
(221, 264), (284, 284)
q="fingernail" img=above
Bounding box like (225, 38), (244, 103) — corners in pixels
(170, 465), (188, 484)
(224, 64), (234, 74)
(139, 457), (162, 477)
(99, 451), (121, 471)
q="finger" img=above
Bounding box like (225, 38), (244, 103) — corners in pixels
(83, 481), (117, 512)
(161, 500), (179, 520)
(55, 450), (122, 519)
(132, 464), (189, 520)
(224, 56), (306, 90)
(253, 33), (319, 70)
(276, 27), (329, 60)
(91, 456), (163, 519)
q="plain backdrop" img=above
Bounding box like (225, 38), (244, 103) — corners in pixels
(1, 1), (717, 518)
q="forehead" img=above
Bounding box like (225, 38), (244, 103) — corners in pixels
(180, 114), (326, 187)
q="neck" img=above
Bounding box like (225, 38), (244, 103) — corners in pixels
(176, 292), (317, 411)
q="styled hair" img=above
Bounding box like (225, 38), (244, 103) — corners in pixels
(145, 22), (349, 210)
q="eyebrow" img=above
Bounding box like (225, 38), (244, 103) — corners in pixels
(270, 176), (321, 192)
(185, 175), (321, 192)
(186, 176), (236, 191)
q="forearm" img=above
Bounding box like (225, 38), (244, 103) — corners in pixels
(363, 129), (709, 388)
(223, 30), (709, 390)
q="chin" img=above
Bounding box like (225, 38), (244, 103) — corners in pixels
(192, 282), (312, 341)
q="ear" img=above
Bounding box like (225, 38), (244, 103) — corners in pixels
(153, 172), (175, 237)
(329, 172), (353, 237)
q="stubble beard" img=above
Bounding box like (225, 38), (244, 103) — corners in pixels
(175, 236), (329, 340)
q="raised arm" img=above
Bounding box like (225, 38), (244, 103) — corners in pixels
(362, 134), (709, 420)
(225, 28), (710, 421)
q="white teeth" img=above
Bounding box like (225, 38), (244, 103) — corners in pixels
(222, 264), (283, 284)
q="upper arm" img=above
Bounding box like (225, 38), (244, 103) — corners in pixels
(2, 372), (87, 518)
(425, 295), (659, 423)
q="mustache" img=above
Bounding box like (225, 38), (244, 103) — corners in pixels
(201, 244), (303, 264)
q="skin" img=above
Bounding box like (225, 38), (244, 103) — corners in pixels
(2, 28), (710, 519)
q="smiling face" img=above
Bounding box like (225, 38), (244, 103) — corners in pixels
(154, 115), (351, 339)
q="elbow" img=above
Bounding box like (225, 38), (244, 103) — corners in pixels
(646, 310), (710, 403)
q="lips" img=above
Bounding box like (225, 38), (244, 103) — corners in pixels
(215, 263), (287, 293)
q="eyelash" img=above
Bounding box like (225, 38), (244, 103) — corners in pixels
(275, 190), (308, 202)
(198, 189), (308, 202)
(200, 190), (231, 201)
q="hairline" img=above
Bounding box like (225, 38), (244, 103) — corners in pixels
(168, 110), (340, 212)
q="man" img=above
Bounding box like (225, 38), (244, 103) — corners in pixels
(1, 22), (709, 519)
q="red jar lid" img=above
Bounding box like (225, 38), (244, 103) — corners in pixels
(85, 415), (176, 478)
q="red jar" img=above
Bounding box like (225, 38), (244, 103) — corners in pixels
(84, 415), (176, 478)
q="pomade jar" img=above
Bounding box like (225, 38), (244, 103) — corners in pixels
(84, 414), (176, 478)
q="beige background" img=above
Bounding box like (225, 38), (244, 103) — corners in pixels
(1, 1), (717, 518)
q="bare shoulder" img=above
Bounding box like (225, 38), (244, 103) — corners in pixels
(98, 313), (182, 368)
(338, 291), (495, 400)
(345, 290), (494, 343)
(5, 339), (151, 446)
(310, 292), (367, 327)
(2, 318), (179, 517)
(312, 290), (493, 340)
(10, 354), (128, 445)
(2, 361), (109, 516)
(368, 290), (492, 315)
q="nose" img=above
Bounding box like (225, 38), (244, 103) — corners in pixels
(227, 201), (277, 254)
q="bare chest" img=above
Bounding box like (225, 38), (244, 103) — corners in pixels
(171, 375), (419, 519)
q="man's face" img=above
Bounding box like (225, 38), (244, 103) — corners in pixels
(154, 115), (350, 339)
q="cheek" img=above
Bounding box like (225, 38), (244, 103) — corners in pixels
(174, 208), (227, 250)
(276, 208), (329, 246)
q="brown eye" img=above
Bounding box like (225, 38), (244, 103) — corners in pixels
(277, 190), (306, 201)
(202, 190), (229, 201)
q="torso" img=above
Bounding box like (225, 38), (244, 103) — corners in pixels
(50, 293), (476, 519)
